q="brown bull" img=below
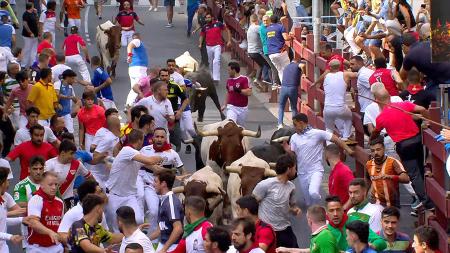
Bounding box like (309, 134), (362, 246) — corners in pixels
(184, 180), (226, 218)
(227, 166), (276, 196)
(96, 22), (121, 78)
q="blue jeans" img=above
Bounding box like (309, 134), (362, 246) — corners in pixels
(187, 4), (198, 33)
(278, 86), (298, 125)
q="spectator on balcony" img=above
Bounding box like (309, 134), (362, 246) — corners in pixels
(323, 59), (356, 143)
(277, 59), (301, 129)
(247, 14), (268, 90)
(313, 44), (350, 86)
(369, 57), (404, 96)
(266, 15), (292, 88)
(199, 12), (231, 85)
(399, 68), (435, 110)
(412, 226), (439, 253)
(260, 14), (280, 86)
(370, 87), (434, 213)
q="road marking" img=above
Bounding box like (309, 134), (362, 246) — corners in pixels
(84, 5), (92, 45)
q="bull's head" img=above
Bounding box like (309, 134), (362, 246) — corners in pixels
(100, 24), (122, 58)
(185, 68), (211, 112)
(195, 121), (261, 168)
(226, 165), (276, 195)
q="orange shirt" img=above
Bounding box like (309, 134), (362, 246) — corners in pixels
(64, 0), (83, 19)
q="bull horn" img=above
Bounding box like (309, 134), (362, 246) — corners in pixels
(271, 136), (290, 143)
(98, 24), (105, 31)
(242, 125), (261, 137)
(225, 166), (242, 174)
(172, 186), (185, 194)
(194, 122), (218, 137)
(182, 138), (194, 144)
(268, 162), (276, 168)
(264, 168), (277, 177)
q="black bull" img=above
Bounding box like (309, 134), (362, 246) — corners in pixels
(250, 127), (296, 162)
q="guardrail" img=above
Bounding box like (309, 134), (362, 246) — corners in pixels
(205, 2), (450, 252)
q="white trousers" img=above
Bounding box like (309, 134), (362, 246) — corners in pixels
(22, 37), (38, 67)
(121, 30), (134, 47)
(65, 54), (91, 82)
(105, 193), (144, 233)
(344, 26), (361, 55)
(84, 133), (95, 153)
(206, 45), (221, 81)
(137, 171), (159, 235)
(180, 110), (196, 141)
(10, 108), (20, 129)
(67, 18), (81, 30)
(126, 66), (148, 106)
(226, 105), (248, 127)
(26, 244), (64, 253)
(62, 113), (74, 133)
(324, 105), (353, 139)
(269, 51), (290, 83)
(298, 171), (323, 206)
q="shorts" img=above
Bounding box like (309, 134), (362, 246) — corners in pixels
(164, 0), (175, 6)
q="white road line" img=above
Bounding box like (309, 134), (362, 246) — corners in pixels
(84, 5), (92, 45)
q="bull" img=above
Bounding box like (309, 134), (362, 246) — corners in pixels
(225, 151), (277, 218)
(250, 127), (296, 163)
(184, 68), (226, 122)
(173, 166), (226, 224)
(96, 21), (121, 78)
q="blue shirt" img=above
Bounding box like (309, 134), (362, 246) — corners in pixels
(266, 23), (286, 55)
(92, 67), (114, 101)
(346, 246), (377, 253)
(0, 22), (13, 48)
(57, 83), (74, 116)
(282, 61), (301, 87)
(130, 40), (148, 67)
(159, 193), (183, 244)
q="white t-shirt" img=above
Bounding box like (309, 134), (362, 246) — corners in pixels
(0, 158), (13, 179)
(357, 66), (375, 112)
(92, 128), (119, 183)
(136, 95), (174, 130)
(290, 129), (333, 175)
(323, 72), (347, 107)
(0, 47), (14, 72)
(14, 126), (58, 146)
(39, 10), (56, 32)
(91, 127), (108, 147)
(170, 72), (185, 87)
(227, 246), (265, 253)
(105, 146), (142, 196)
(119, 228), (154, 253)
(51, 64), (72, 83)
(57, 203), (109, 233)
(44, 157), (91, 199)
(140, 145), (183, 169)
(0, 193), (16, 248)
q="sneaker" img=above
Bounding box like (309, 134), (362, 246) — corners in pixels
(153, 7), (158, 11)
(148, 6), (153, 11)
(165, 23), (174, 28)
(277, 124), (284, 130)
(410, 210), (418, 217)
(411, 196), (422, 210)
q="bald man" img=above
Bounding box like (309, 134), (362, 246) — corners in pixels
(323, 59), (357, 142)
(370, 88), (433, 211)
(91, 115), (121, 189)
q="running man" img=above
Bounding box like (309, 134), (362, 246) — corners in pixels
(126, 33), (149, 107)
(115, 1), (144, 47)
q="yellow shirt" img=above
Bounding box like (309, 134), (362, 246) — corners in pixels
(27, 81), (58, 120)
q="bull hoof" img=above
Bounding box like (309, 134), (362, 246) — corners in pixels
(220, 113), (226, 120)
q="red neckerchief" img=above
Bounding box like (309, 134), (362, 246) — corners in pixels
(34, 188), (55, 201)
(0, 195), (4, 205)
(406, 84), (424, 95)
(328, 213), (348, 231)
(153, 142), (172, 152)
(26, 123), (31, 129)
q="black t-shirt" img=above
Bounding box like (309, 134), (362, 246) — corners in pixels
(167, 81), (187, 112)
(403, 42), (450, 84)
(22, 11), (39, 37)
(399, 88), (436, 109)
(68, 218), (112, 253)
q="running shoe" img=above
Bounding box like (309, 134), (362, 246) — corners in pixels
(154, 7), (158, 11)
(411, 196), (422, 210)
(165, 23), (174, 28)
(148, 6), (153, 11)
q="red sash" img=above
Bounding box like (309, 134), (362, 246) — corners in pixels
(59, 160), (80, 196)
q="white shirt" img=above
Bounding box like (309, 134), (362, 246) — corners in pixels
(44, 157), (91, 199)
(290, 129), (332, 174)
(119, 228), (154, 253)
(227, 246), (265, 253)
(105, 146), (142, 196)
(92, 128), (119, 182)
(0, 193), (16, 251)
(14, 126), (57, 146)
(136, 95), (174, 131)
(357, 66), (375, 112)
(91, 127), (108, 147)
(57, 203), (109, 233)
(0, 47), (14, 72)
(51, 64), (71, 83)
(323, 72), (346, 107)
(170, 72), (185, 87)
(140, 145), (183, 169)
(0, 159), (13, 179)
(39, 10), (56, 32)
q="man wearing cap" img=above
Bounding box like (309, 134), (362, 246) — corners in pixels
(62, 26), (91, 82)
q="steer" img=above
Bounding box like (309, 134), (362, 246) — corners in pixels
(173, 166), (226, 224)
(225, 151), (276, 218)
(184, 68), (226, 122)
(250, 127), (296, 163)
(96, 21), (121, 78)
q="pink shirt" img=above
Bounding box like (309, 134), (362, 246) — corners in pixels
(9, 84), (33, 115)
(137, 76), (152, 100)
(78, 104), (106, 135)
(63, 34), (86, 56)
(226, 75), (250, 107)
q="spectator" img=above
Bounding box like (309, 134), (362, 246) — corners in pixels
(412, 226), (439, 253)
(345, 220), (377, 253)
(7, 125), (58, 180)
(77, 90), (106, 151)
(247, 14), (266, 88)
(394, 0), (416, 32)
(21, 2), (39, 68)
(27, 67), (59, 126)
(63, 26), (91, 82)
(347, 179), (384, 233)
(229, 217), (265, 253)
(366, 136), (410, 208)
(14, 106), (59, 147)
(260, 14), (280, 86)
(204, 227), (232, 253)
(377, 206), (412, 252)
(36, 32), (56, 66)
(235, 195), (276, 253)
(399, 67), (436, 110)
(253, 154), (301, 248)
(91, 56), (116, 109)
(349, 55), (375, 121)
(4, 70), (32, 129)
(0, 12), (15, 49)
(325, 144), (354, 210)
(266, 15), (291, 86)
(314, 44), (350, 86)
(325, 196), (387, 252)
(277, 59), (301, 129)
(369, 57), (404, 96)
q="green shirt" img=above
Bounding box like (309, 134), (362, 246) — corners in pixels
(327, 216), (387, 252)
(310, 225), (339, 253)
(13, 177), (39, 203)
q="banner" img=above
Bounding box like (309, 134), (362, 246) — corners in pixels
(430, 0), (450, 62)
